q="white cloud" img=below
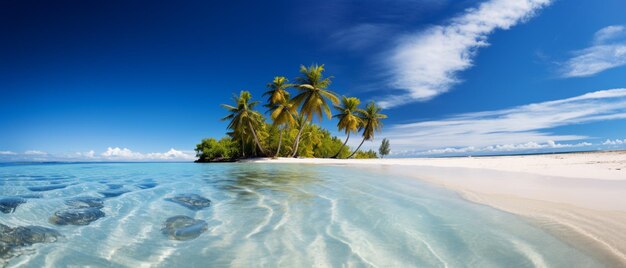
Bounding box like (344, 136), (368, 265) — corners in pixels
(101, 147), (195, 161)
(561, 25), (626, 78)
(382, 88), (626, 156)
(380, 0), (552, 108)
(24, 150), (47, 155)
(101, 147), (143, 159)
(84, 150), (95, 158)
(413, 140), (593, 156)
(146, 148), (196, 160)
(603, 139), (626, 145)
(0, 148), (194, 162)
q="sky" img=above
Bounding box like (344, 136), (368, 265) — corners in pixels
(1, 0), (626, 161)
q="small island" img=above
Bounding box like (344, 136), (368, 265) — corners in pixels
(195, 64), (390, 162)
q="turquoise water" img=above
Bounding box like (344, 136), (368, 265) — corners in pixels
(0, 163), (601, 267)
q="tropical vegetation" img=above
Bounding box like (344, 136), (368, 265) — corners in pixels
(195, 64), (389, 162)
(379, 138), (390, 158)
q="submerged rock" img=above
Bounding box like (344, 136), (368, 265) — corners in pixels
(166, 194), (211, 210)
(0, 242), (10, 259)
(161, 216), (208, 241)
(65, 196), (104, 209)
(136, 182), (157, 189)
(28, 184), (67, 192)
(0, 197), (26, 214)
(49, 208), (105, 225)
(99, 188), (130, 198)
(107, 184), (123, 189)
(0, 223), (61, 259)
(17, 194), (43, 199)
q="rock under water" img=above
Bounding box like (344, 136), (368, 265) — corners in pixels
(18, 194), (43, 199)
(49, 208), (105, 225)
(0, 197), (26, 214)
(106, 184), (123, 189)
(161, 216), (208, 241)
(0, 223), (61, 260)
(136, 182), (158, 189)
(27, 184), (67, 192)
(99, 189), (130, 198)
(65, 196), (104, 209)
(166, 194), (211, 210)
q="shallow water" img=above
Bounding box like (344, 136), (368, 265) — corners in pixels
(0, 163), (603, 267)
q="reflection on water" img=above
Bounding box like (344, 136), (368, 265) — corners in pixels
(207, 165), (320, 204)
(0, 163), (604, 267)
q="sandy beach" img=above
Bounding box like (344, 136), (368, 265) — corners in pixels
(245, 151), (626, 267)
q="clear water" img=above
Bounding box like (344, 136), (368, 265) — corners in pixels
(0, 163), (602, 267)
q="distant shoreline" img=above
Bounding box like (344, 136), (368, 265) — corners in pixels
(242, 150), (626, 180)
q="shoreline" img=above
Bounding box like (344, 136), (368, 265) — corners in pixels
(244, 151), (626, 266)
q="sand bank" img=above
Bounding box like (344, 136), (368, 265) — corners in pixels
(244, 151), (626, 266)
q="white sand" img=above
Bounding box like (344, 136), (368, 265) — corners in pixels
(244, 151), (626, 266)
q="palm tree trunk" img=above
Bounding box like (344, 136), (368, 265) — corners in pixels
(332, 132), (350, 158)
(248, 121), (266, 156)
(291, 115), (307, 157)
(275, 129), (283, 157)
(348, 137), (366, 159)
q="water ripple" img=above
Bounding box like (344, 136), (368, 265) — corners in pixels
(0, 163), (605, 267)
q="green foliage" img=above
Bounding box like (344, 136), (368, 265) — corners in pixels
(333, 96), (362, 134)
(379, 138), (390, 158)
(264, 76), (292, 105)
(296, 124), (350, 158)
(196, 64), (389, 161)
(195, 137), (240, 161)
(292, 64), (339, 121)
(221, 91), (267, 156)
(353, 149), (378, 159)
(349, 101), (387, 158)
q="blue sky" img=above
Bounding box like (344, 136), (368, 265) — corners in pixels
(1, 0), (626, 161)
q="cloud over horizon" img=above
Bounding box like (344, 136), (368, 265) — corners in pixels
(379, 0), (552, 108)
(0, 148), (196, 162)
(407, 140), (593, 156)
(561, 25), (626, 78)
(382, 88), (626, 156)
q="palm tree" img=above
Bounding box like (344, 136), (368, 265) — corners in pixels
(290, 64), (339, 157)
(263, 76), (292, 106)
(348, 101), (387, 158)
(268, 97), (298, 157)
(264, 76), (295, 157)
(221, 91), (267, 156)
(331, 96), (362, 158)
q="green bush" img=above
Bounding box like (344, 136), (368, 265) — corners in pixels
(353, 149), (378, 159)
(195, 137), (240, 161)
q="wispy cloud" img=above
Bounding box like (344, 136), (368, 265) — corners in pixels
(24, 150), (47, 155)
(329, 23), (395, 51)
(101, 147), (195, 161)
(593, 25), (625, 44)
(382, 88), (626, 156)
(561, 25), (626, 78)
(0, 148), (195, 162)
(410, 140), (593, 156)
(379, 0), (552, 108)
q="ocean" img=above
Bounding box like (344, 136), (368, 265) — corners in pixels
(0, 162), (601, 267)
